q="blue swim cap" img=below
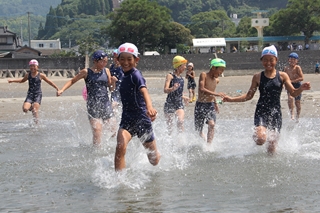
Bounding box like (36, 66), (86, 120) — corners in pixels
(92, 50), (107, 60)
(289, 52), (299, 59)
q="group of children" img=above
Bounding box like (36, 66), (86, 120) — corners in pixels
(8, 43), (311, 172)
(159, 45), (310, 155)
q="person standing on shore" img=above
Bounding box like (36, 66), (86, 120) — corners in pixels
(194, 58), (226, 144)
(57, 50), (116, 146)
(284, 52), (304, 121)
(114, 42), (160, 171)
(163, 55), (189, 135)
(186, 62), (197, 103)
(315, 61), (319, 74)
(223, 45), (310, 154)
(8, 59), (59, 124)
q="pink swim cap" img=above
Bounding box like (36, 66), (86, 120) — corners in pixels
(29, 59), (39, 66)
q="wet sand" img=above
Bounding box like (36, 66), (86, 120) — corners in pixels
(1, 72), (320, 121)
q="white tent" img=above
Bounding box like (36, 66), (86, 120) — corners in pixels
(192, 38), (226, 47)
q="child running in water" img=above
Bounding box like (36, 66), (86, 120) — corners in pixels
(186, 62), (196, 103)
(8, 59), (59, 124)
(284, 52), (304, 121)
(109, 49), (124, 110)
(163, 56), (189, 135)
(194, 58), (226, 143)
(114, 42), (160, 171)
(57, 50), (116, 146)
(223, 45), (310, 154)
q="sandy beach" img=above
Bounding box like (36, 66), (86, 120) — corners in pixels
(1, 72), (320, 121)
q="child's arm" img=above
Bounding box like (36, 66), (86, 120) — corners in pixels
(291, 66), (304, 83)
(223, 73), (259, 102)
(282, 72), (310, 97)
(40, 73), (59, 91)
(105, 68), (114, 92)
(163, 73), (178, 93)
(7, 74), (29, 83)
(140, 87), (157, 121)
(57, 68), (87, 96)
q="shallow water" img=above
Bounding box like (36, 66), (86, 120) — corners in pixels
(1, 100), (320, 213)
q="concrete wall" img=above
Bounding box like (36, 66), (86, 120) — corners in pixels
(1, 50), (319, 78)
(138, 50), (320, 75)
(0, 57), (85, 70)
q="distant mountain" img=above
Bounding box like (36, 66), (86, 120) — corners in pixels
(0, 0), (61, 17)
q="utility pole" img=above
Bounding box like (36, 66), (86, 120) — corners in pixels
(27, 12), (32, 47)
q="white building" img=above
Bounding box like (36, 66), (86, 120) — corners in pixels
(30, 39), (61, 49)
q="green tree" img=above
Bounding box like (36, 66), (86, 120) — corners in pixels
(105, 0), (171, 53)
(268, 0), (320, 44)
(187, 10), (236, 38)
(236, 16), (257, 37)
(159, 22), (193, 53)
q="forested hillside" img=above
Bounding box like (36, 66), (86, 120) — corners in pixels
(0, 0), (61, 16)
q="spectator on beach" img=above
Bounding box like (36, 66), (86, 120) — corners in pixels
(223, 45), (310, 155)
(8, 59), (59, 124)
(315, 61), (319, 74)
(186, 62), (197, 103)
(114, 42), (160, 171)
(163, 55), (189, 135)
(284, 52), (304, 121)
(195, 58), (226, 144)
(57, 50), (116, 146)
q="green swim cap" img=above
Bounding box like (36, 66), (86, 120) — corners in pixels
(210, 58), (226, 68)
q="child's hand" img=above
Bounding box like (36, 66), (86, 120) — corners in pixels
(223, 96), (232, 102)
(147, 108), (157, 122)
(301, 82), (311, 90)
(172, 83), (180, 91)
(7, 79), (12, 83)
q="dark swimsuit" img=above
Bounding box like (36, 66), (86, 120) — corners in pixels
(85, 68), (113, 120)
(164, 73), (184, 114)
(254, 71), (283, 132)
(119, 68), (154, 143)
(194, 102), (216, 132)
(187, 74), (196, 89)
(110, 64), (124, 103)
(25, 72), (42, 104)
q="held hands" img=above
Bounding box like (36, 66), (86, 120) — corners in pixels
(56, 90), (63, 96)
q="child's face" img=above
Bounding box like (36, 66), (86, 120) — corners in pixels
(29, 64), (38, 72)
(95, 57), (108, 69)
(118, 52), (138, 72)
(261, 55), (277, 71)
(187, 65), (192, 71)
(177, 63), (187, 73)
(212, 67), (225, 78)
(288, 57), (298, 66)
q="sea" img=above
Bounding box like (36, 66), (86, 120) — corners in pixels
(1, 76), (320, 213)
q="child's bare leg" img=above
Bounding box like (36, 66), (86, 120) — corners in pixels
(22, 102), (32, 113)
(115, 129), (131, 171)
(89, 118), (103, 146)
(287, 95), (294, 120)
(253, 126), (267, 146)
(143, 140), (160, 166)
(31, 103), (40, 124)
(207, 120), (215, 143)
(192, 89), (196, 101)
(267, 131), (279, 155)
(176, 109), (185, 133)
(165, 113), (174, 135)
(104, 117), (117, 137)
(295, 100), (301, 120)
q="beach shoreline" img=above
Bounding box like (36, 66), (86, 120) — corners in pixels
(1, 73), (320, 121)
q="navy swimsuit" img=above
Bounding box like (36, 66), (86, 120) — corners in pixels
(25, 72), (42, 104)
(164, 73), (184, 114)
(119, 68), (154, 143)
(254, 71), (283, 131)
(85, 68), (113, 120)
